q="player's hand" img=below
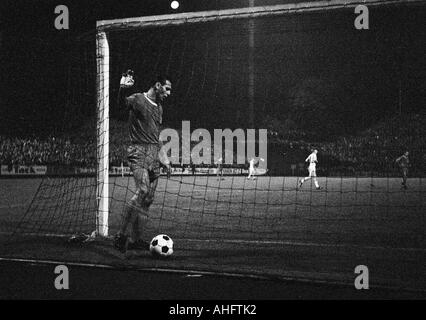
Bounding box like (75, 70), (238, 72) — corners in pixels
(120, 69), (135, 88)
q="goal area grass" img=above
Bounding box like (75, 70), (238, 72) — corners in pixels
(1, 175), (425, 296)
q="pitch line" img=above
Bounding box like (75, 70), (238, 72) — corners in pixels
(0, 256), (269, 280)
(179, 238), (426, 253)
(0, 231), (70, 238)
(1, 256), (425, 294)
(0, 203), (27, 209)
(0, 231), (424, 253)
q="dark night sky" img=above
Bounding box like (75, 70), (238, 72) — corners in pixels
(1, 0), (425, 136)
(1, 0), (309, 134)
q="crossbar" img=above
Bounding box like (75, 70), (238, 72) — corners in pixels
(96, 0), (425, 31)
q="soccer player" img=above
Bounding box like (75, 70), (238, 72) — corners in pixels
(215, 157), (224, 180)
(113, 71), (172, 253)
(395, 151), (409, 189)
(298, 149), (321, 190)
(247, 157), (264, 180)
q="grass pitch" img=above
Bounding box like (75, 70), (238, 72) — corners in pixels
(0, 175), (425, 294)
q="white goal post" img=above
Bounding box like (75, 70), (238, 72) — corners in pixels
(94, 0), (424, 237)
(96, 31), (109, 237)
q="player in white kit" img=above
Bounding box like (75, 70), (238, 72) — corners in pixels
(215, 157), (224, 180)
(247, 157), (264, 180)
(298, 149), (321, 190)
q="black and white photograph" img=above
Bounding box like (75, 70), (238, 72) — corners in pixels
(0, 0), (425, 307)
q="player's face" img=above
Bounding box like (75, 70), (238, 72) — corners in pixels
(156, 80), (172, 102)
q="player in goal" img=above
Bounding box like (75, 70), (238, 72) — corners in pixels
(113, 70), (172, 253)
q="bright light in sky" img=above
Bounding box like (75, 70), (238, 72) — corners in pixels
(171, 1), (179, 10)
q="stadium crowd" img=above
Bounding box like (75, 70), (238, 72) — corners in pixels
(0, 136), (96, 167)
(1, 114), (425, 175)
(268, 114), (426, 175)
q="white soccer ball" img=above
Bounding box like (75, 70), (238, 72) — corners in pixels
(149, 234), (174, 257)
(171, 1), (179, 10)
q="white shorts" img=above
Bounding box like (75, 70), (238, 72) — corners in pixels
(308, 163), (316, 177)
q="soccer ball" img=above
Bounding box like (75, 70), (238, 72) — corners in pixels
(149, 234), (174, 257)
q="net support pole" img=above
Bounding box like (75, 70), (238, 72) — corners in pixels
(96, 31), (109, 237)
(248, 0), (255, 128)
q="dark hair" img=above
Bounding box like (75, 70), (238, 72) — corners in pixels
(122, 69), (134, 77)
(150, 75), (171, 87)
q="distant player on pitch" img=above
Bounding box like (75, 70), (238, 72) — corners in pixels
(113, 70), (172, 253)
(215, 157), (224, 180)
(395, 151), (409, 189)
(247, 157), (264, 180)
(298, 149), (321, 190)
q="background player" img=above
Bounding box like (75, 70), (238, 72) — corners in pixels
(247, 157), (264, 180)
(215, 157), (224, 180)
(298, 149), (321, 190)
(114, 71), (172, 253)
(395, 151), (409, 189)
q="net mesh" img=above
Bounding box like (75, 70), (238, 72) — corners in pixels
(1, 2), (426, 292)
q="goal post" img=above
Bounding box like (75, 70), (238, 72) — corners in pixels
(96, 31), (109, 237)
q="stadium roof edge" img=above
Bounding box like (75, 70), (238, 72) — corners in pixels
(96, 0), (426, 31)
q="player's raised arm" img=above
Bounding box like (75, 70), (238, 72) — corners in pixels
(117, 69), (136, 108)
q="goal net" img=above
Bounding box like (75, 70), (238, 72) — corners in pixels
(2, 0), (426, 290)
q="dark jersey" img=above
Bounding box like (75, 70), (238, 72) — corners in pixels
(396, 155), (409, 168)
(125, 92), (163, 145)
